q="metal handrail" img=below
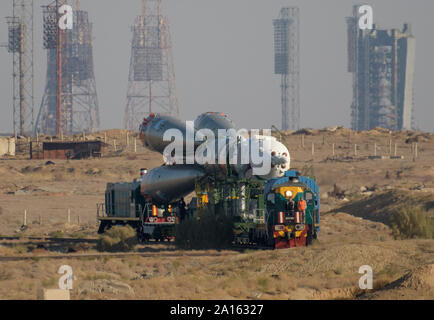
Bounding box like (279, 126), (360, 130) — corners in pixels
(253, 208), (265, 224)
(140, 203), (152, 223)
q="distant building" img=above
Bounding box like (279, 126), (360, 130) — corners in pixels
(30, 141), (103, 160)
(346, 5), (416, 131)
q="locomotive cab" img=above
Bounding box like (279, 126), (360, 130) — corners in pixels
(266, 181), (318, 249)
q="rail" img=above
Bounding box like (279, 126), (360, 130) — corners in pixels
(0, 250), (241, 262)
(0, 236), (97, 243)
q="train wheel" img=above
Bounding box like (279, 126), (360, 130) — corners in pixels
(267, 237), (275, 248)
(137, 227), (151, 243)
(97, 222), (106, 234)
(98, 221), (112, 234)
(306, 230), (312, 246)
(306, 226), (314, 246)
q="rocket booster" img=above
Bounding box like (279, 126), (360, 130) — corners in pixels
(140, 113), (188, 155)
(140, 164), (206, 205)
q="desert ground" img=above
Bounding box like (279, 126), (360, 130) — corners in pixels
(0, 127), (433, 300)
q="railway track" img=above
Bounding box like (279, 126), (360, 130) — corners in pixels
(0, 236), (273, 250)
(0, 236), (98, 243)
(0, 235), (272, 262)
(232, 244), (274, 251)
(0, 250), (240, 262)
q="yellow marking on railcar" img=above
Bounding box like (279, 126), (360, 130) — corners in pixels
(275, 186), (304, 199)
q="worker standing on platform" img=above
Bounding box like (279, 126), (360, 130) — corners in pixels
(287, 197), (295, 218)
(297, 198), (307, 223)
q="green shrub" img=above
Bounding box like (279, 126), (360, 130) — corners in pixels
(49, 230), (64, 238)
(175, 207), (234, 250)
(70, 232), (86, 239)
(257, 277), (269, 290)
(13, 244), (28, 254)
(42, 277), (57, 287)
(97, 225), (138, 252)
(390, 206), (434, 239)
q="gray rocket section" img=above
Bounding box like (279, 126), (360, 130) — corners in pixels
(139, 113), (236, 205)
(140, 164), (206, 205)
(140, 114), (188, 154)
(194, 112), (236, 132)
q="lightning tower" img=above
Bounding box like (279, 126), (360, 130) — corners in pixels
(36, 0), (100, 135)
(123, 0), (179, 131)
(273, 7), (300, 131)
(6, 0), (34, 136)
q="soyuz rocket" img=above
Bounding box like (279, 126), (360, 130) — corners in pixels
(139, 112), (291, 205)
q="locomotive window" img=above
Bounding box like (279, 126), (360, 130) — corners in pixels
(306, 193), (313, 200)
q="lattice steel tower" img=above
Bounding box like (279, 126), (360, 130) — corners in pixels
(36, 0), (100, 135)
(273, 7), (300, 131)
(6, 0), (34, 136)
(123, 0), (179, 131)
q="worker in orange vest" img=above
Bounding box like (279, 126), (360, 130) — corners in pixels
(297, 198), (307, 223)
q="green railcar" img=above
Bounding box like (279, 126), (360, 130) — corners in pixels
(97, 180), (178, 242)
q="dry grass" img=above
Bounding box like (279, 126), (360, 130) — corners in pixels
(97, 225), (138, 252)
(0, 236), (432, 300)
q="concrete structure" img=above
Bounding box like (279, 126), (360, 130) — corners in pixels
(0, 137), (16, 156)
(347, 5), (416, 131)
(273, 7), (300, 131)
(37, 288), (70, 300)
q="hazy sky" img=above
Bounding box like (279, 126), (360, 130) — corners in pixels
(0, 0), (433, 133)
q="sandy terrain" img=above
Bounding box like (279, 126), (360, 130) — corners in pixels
(0, 127), (433, 300)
